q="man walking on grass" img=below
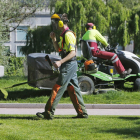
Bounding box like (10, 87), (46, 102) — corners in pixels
(36, 13), (88, 120)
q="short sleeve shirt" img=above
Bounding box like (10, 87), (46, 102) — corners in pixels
(58, 29), (76, 52)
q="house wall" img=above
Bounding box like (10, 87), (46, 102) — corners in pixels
(117, 41), (134, 52)
(124, 41), (134, 52)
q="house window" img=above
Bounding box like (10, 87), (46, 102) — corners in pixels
(16, 46), (25, 57)
(16, 26), (29, 41)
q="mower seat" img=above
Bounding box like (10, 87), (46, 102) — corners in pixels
(80, 40), (93, 60)
(80, 40), (107, 62)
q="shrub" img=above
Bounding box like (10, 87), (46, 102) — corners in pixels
(4, 56), (25, 76)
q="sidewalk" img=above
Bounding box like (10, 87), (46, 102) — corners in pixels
(0, 103), (140, 116)
(0, 103), (140, 109)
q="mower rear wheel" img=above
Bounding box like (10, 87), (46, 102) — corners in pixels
(134, 78), (140, 91)
(78, 76), (95, 95)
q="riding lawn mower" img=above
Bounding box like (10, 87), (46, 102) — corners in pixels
(77, 40), (140, 94)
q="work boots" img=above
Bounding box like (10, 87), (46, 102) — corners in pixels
(120, 68), (132, 78)
(36, 112), (45, 119)
(36, 112), (53, 120)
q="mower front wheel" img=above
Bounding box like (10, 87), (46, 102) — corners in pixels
(134, 78), (140, 91)
(78, 76), (95, 95)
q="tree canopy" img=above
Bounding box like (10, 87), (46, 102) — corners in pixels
(21, 26), (55, 55)
(118, 0), (140, 9)
(22, 0), (140, 55)
(53, 0), (140, 52)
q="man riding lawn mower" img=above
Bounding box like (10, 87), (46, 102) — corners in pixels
(77, 23), (140, 94)
(82, 23), (132, 78)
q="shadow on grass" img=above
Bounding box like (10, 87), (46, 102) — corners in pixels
(0, 89), (51, 100)
(118, 116), (140, 125)
(101, 117), (140, 139)
(54, 116), (76, 119)
(0, 89), (69, 100)
(103, 127), (140, 139)
(0, 116), (35, 120)
(0, 115), (74, 120)
(118, 117), (140, 121)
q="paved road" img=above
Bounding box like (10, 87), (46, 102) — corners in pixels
(0, 103), (140, 116)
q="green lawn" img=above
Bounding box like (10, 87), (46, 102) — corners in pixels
(0, 115), (140, 140)
(0, 76), (140, 104)
(0, 77), (140, 140)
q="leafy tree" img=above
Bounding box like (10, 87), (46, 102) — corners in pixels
(22, 0), (110, 55)
(53, 0), (110, 43)
(107, 0), (131, 47)
(0, 0), (48, 75)
(21, 0), (140, 55)
(129, 5), (140, 53)
(51, 0), (127, 46)
(118, 0), (140, 9)
(115, 0), (140, 53)
(52, 0), (140, 51)
(21, 26), (55, 55)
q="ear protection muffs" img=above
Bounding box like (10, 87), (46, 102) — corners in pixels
(58, 20), (64, 27)
(58, 19), (69, 28)
(93, 25), (96, 29)
(85, 25), (96, 32)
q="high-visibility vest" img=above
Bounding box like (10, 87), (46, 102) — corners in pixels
(58, 29), (77, 60)
(82, 29), (108, 48)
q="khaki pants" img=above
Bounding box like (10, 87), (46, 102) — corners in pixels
(44, 60), (88, 119)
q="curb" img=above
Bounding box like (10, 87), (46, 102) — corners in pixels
(0, 103), (140, 109)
